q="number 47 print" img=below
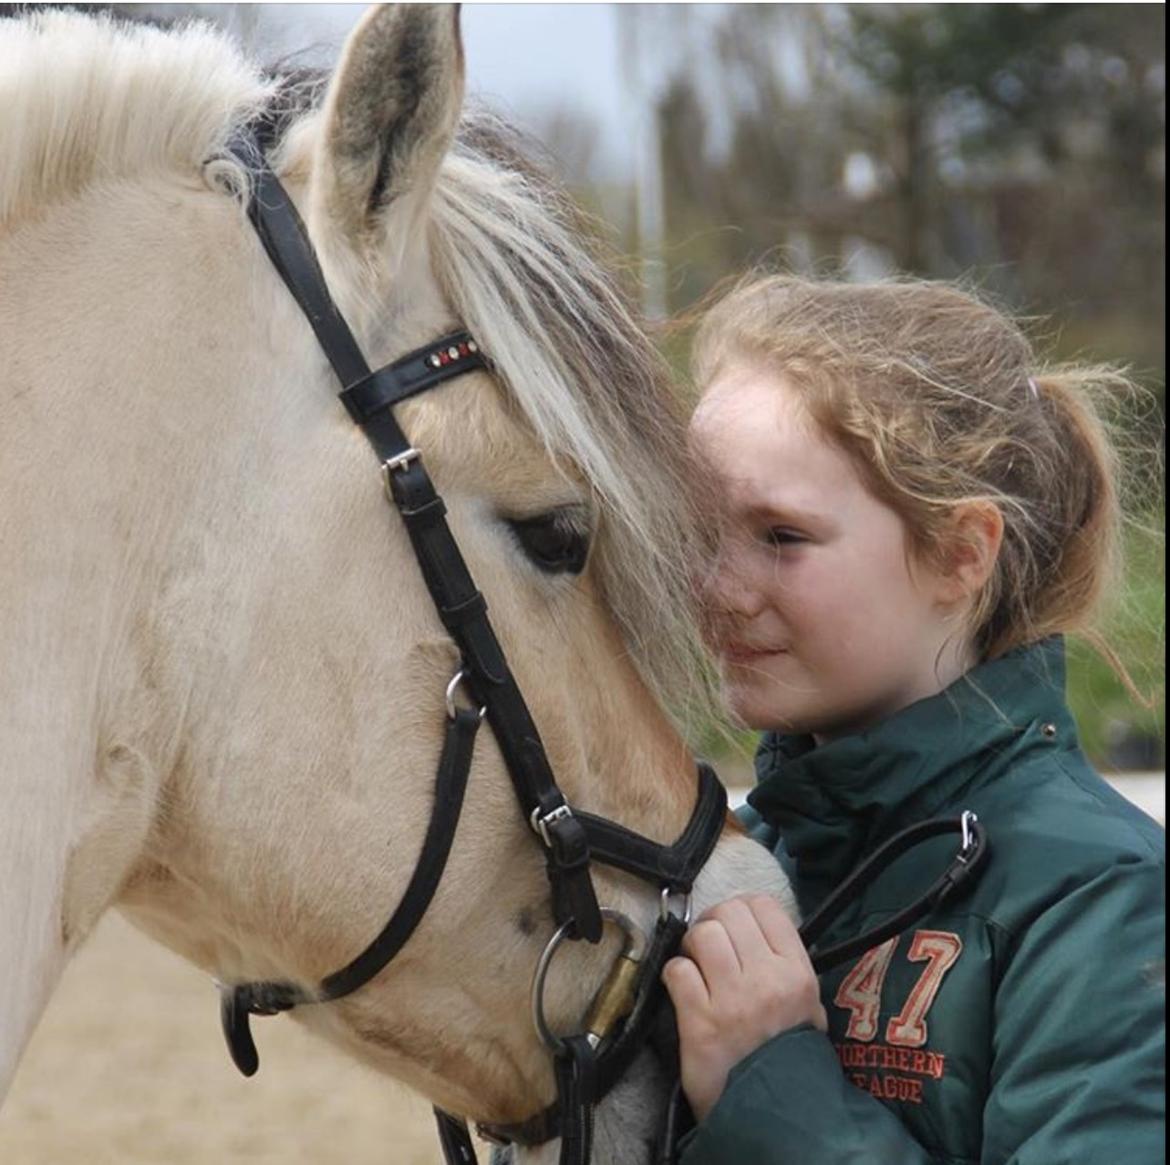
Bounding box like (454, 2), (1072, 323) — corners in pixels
(834, 930), (963, 1047)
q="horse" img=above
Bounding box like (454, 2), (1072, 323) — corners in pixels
(0, 6), (793, 1161)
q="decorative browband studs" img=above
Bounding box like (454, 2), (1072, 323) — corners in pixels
(428, 339), (479, 369)
(338, 331), (486, 425)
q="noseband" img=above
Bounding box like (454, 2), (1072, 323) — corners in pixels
(218, 128), (728, 1165)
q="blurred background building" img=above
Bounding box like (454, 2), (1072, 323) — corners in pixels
(13, 2), (1163, 769)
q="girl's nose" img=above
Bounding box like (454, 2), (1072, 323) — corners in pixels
(704, 541), (765, 621)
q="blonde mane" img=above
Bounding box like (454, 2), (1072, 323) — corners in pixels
(0, 9), (712, 728)
(0, 11), (274, 224)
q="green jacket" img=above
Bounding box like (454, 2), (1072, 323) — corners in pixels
(681, 639), (1165, 1165)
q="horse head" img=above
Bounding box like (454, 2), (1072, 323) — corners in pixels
(0, 7), (792, 1160)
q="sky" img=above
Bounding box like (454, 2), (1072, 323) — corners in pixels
(239, 3), (644, 180)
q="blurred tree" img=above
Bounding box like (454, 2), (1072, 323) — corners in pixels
(654, 3), (1165, 389)
(842, 4), (1165, 373)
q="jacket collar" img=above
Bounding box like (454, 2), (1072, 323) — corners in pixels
(748, 637), (1074, 900)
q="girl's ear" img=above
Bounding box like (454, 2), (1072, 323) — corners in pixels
(934, 501), (1005, 605)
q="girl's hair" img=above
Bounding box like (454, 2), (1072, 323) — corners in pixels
(692, 273), (1152, 671)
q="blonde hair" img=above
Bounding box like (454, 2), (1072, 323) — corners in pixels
(693, 273), (1154, 675)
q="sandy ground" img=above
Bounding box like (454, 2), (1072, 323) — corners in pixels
(1, 777), (1162, 1164)
(0, 912), (446, 1165)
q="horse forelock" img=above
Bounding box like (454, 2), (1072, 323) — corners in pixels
(430, 115), (717, 731)
(0, 8), (716, 735)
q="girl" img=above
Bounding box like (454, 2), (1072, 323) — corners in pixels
(665, 275), (1164, 1163)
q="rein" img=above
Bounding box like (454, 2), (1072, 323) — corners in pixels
(218, 128), (726, 1165)
(647, 810), (990, 1157)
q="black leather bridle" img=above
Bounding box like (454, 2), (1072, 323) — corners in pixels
(216, 127), (728, 1165)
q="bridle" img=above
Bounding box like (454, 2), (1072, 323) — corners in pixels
(215, 126), (991, 1165)
(217, 127), (727, 1165)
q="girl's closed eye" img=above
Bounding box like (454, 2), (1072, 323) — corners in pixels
(765, 526), (807, 547)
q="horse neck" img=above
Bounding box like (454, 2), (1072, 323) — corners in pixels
(0, 178), (302, 1096)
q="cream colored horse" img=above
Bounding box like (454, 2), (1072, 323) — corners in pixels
(0, 7), (790, 1161)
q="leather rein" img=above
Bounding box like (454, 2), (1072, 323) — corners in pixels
(217, 127), (727, 1165)
(216, 127), (991, 1165)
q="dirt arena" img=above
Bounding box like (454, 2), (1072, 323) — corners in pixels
(2, 777), (1161, 1164)
(0, 911), (445, 1164)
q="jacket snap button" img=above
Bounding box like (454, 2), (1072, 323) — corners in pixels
(1040, 722), (1057, 738)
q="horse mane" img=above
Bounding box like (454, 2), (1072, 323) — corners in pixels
(0, 10), (274, 223)
(0, 8), (714, 729)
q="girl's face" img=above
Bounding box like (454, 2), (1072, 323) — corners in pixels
(690, 364), (971, 738)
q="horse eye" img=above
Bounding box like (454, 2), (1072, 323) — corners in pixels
(508, 510), (590, 575)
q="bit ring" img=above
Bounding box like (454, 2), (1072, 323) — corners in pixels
(531, 908), (645, 1052)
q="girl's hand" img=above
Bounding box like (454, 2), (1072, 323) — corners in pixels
(661, 894), (827, 1122)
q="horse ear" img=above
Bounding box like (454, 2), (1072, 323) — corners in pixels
(310, 4), (463, 253)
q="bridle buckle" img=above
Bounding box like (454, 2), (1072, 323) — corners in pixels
(530, 802), (574, 848)
(381, 446), (420, 496)
(659, 885), (693, 926)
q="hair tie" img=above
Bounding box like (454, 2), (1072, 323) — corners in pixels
(1026, 376), (1040, 401)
